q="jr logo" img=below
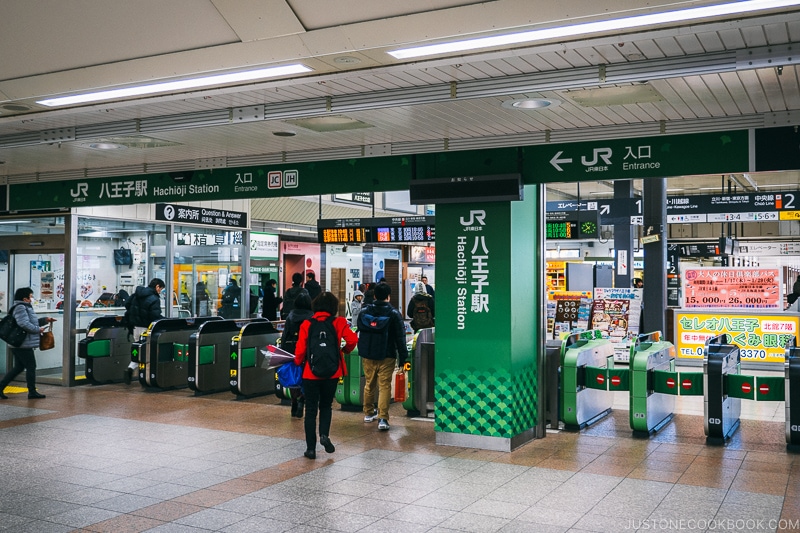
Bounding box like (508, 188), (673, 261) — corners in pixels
(459, 210), (486, 226)
(70, 182), (89, 198)
(581, 148), (612, 166)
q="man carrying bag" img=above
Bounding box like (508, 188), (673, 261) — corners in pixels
(357, 282), (408, 431)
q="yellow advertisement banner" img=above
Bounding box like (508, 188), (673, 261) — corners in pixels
(674, 311), (797, 364)
(779, 210), (800, 221)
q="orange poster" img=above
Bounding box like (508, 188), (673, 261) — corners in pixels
(682, 267), (781, 310)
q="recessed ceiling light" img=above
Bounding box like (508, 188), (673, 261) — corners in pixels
(77, 135), (181, 150)
(334, 56), (362, 65)
(286, 115), (373, 132)
(36, 63), (313, 107)
(388, 0), (800, 59)
(273, 131), (297, 137)
(501, 98), (560, 110)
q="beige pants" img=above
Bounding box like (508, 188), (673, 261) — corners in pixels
(362, 357), (396, 420)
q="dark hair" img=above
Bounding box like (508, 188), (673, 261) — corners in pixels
(228, 278), (238, 286)
(306, 271), (316, 280)
(294, 293), (312, 311)
(789, 293), (799, 305)
(291, 272), (303, 285)
(14, 287), (33, 301)
(312, 291), (339, 315)
(148, 278), (165, 290)
(374, 282), (391, 301)
(268, 279), (277, 287)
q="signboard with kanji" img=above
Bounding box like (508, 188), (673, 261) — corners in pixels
(674, 311), (796, 364)
(682, 267), (781, 310)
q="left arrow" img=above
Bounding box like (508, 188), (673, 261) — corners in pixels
(550, 151), (572, 171)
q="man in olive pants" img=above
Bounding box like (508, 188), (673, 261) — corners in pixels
(356, 282), (408, 431)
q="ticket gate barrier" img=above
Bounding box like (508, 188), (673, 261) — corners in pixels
(133, 317), (222, 389)
(785, 338), (800, 452)
(561, 330), (616, 430)
(230, 320), (282, 398)
(629, 332), (676, 436)
(403, 328), (434, 418)
(187, 318), (269, 395)
(335, 346), (365, 410)
(77, 316), (132, 384)
(544, 340), (562, 430)
(703, 334), (742, 445)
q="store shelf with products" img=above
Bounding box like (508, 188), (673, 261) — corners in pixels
(546, 261), (566, 291)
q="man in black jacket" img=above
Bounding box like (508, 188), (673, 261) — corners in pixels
(357, 282), (408, 431)
(123, 278), (164, 384)
(305, 271), (322, 301)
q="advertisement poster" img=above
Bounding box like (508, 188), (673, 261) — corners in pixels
(547, 290), (592, 339)
(674, 311), (796, 364)
(590, 288), (643, 362)
(40, 272), (54, 301)
(682, 267), (781, 310)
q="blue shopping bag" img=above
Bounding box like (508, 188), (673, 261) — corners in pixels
(277, 362), (303, 388)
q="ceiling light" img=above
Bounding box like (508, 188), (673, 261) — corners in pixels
(388, 0), (800, 59)
(501, 98), (560, 110)
(273, 131), (297, 137)
(286, 115), (373, 132)
(36, 64), (313, 107)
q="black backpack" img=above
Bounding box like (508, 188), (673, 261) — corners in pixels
(411, 297), (434, 330)
(357, 306), (391, 358)
(306, 316), (341, 378)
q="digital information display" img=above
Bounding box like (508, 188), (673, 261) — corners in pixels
(318, 227), (368, 244)
(546, 221), (578, 239)
(374, 225), (434, 243)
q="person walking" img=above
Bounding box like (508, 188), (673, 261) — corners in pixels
(357, 282), (408, 431)
(281, 272), (308, 319)
(261, 279), (282, 321)
(350, 290), (364, 327)
(293, 292), (357, 459)
(0, 287), (56, 399)
(122, 278), (165, 384)
(407, 281), (435, 332)
(194, 280), (210, 316)
(280, 293), (313, 418)
(421, 275), (435, 297)
(219, 278), (241, 319)
(305, 271), (322, 301)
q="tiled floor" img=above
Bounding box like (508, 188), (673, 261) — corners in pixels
(0, 379), (797, 533)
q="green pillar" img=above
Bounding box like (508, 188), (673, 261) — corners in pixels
(434, 186), (539, 451)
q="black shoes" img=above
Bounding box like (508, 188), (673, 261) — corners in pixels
(304, 449), (316, 459)
(123, 368), (132, 385)
(28, 391), (45, 399)
(320, 435), (335, 454)
(294, 399), (304, 418)
(0, 391), (7, 400)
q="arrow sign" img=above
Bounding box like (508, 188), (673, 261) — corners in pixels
(550, 151), (572, 171)
(600, 205), (610, 215)
(231, 351), (238, 360)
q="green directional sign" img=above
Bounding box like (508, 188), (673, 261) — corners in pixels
(523, 130), (749, 183)
(9, 156), (413, 211)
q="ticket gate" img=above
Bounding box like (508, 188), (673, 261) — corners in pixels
(561, 330), (615, 430)
(704, 334), (741, 445)
(402, 328), (434, 418)
(77, 316), (131, 384)
(785, 338), (800, 452)
(629, 332), (676, 436)
(133, 317), (222, 389)
(188, 318), (269, 395)
(230, 320), (282, 397)
(335, 346), (365, 410)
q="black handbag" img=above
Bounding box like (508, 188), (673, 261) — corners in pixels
(0, 305), (28, 347)
(114, 247), (133, 266)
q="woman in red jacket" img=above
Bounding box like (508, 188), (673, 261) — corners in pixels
(294, 291), (358, 459)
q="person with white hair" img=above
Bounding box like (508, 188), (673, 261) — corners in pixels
(350, 290), (364, 326)
(406, 280), (435, 332)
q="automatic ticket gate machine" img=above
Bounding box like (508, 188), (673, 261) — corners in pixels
(561, 330), (615, 430)
(78, 316), (132, 384)
(230, 320), (282, 398)
(188, 318), (270, 395)
(335, 345), (365, 410)
(133, 317), (222, 389)
(786, 338), (800, 452)
(402, 328), (434, 418)
(629, 332), (676, 436)
(704, 333), (742, 445)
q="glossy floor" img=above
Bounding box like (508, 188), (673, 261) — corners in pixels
(0, 380), (797, 533)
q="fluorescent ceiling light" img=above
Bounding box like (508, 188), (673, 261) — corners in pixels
(37, 64), (313, 107)
(388, 0), (800, 59)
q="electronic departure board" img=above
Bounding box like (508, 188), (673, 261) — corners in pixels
(546, 221), (578, 239)
(318, 227), (369, 244)
(374, 225), (434, 243)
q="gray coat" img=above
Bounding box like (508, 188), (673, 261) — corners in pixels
(11, 300), (47, 349)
